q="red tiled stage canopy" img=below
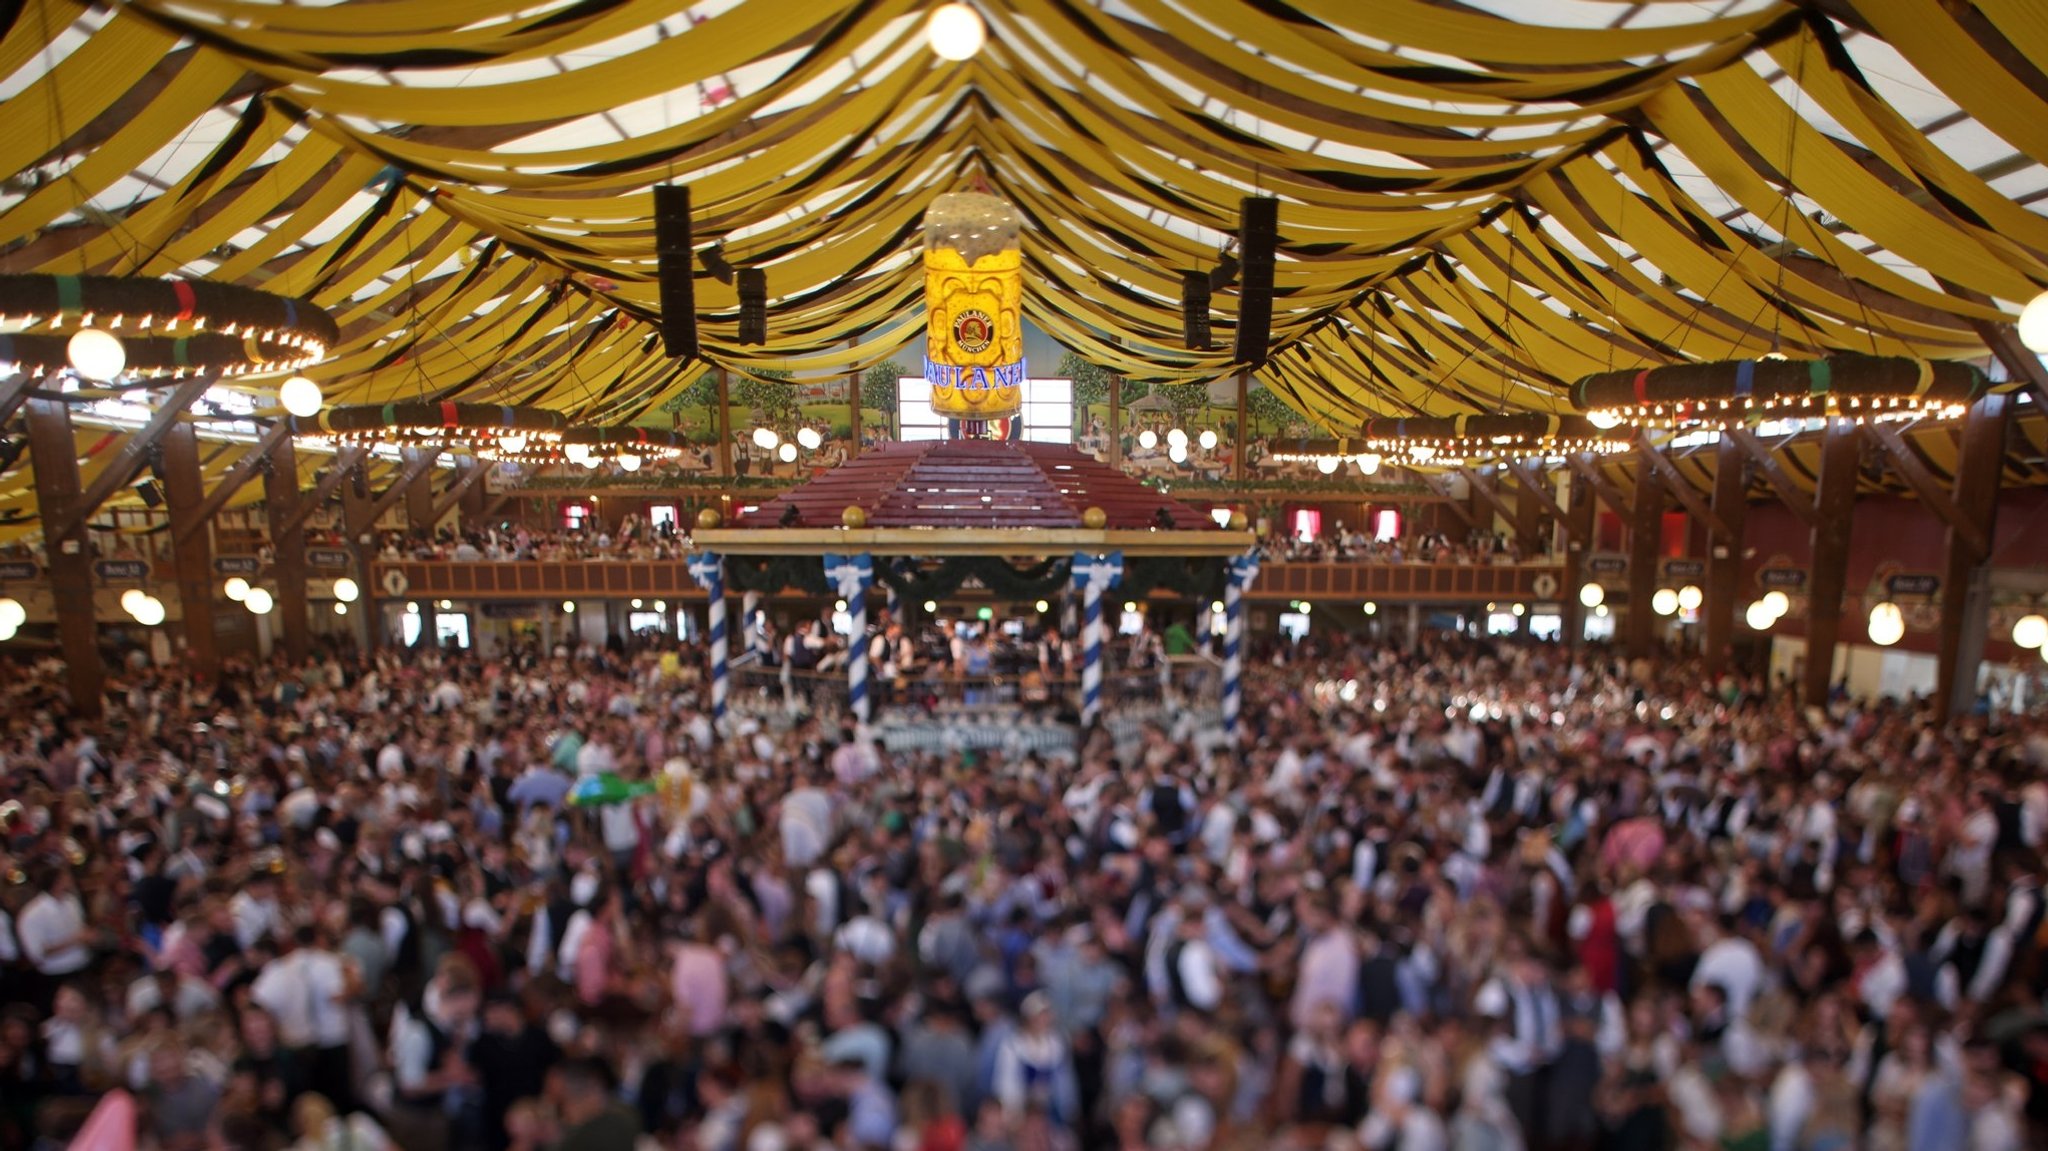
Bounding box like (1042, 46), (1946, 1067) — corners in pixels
(698, 440), (1252, 557)
(741, 440), (1215, 529)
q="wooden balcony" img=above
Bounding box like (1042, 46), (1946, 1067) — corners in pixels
(371, 559), (1567, 604)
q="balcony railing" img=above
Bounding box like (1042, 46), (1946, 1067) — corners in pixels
(371, 558), (1567, 604)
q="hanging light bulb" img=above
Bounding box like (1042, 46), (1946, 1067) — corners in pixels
(752, 427), (780, 451)
(1761, 590), (1790, 619)
(1035, 599), (1051, 613)
(2012, 613), (2048, 649)
(406, 603), (420, 615)
(1356, 453), (1381, 475)
(500, 434), (528, 456)
(244, 587), (274, 615)
(777, 442), (798, 463)
(1511, 603), (1526, 617)
(334, 602), (349, 616)
(1651, 588), (1680, 616)
(133, 596), (165, 626)
(796, 427), (823, 451)
(2020, 290), (2048, 353)
(1586, 410), (1623, 430)
(1677, 584), (1704, 612)
(0, 618), (18, 642)
(922, 600), (939, 613)
(925, 2), (986, 61)
(1362, 602), (1377, 615)
(1137, 429), (1158, 450)
(1168, 443), (1188, 464)
(1166, 428), (1189, 450)
(1746, 599), (1776, 630)
(332, 577), (359, 603)
(224, 577), (250, 602)
(581, 454), (602, 470)
(1315, 455), (1339, 475)
(564, 442), (593, 464)
(616, 453), (642, 472)
(278, 376), (324, 418)
(0, 598), (24, 630)
(120, 588), (148, 615)
(1409, 445), (1437, 462)
(563, 600), (576, 614)
(1579, 583), (1605, 608)
(1867, 601), (1905, 646)
(1198, 429), (1218, 451)
(66, 328), (125, 381)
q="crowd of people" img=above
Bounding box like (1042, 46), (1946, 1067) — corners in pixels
(2, 622), (2046, 1151)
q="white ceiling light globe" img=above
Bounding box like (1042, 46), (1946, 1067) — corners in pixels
(223, 576), (250, 602)
(133, 596), (166, 626)
(564, 442), (592, 464)
(278, 376), (324, 418)
(2012, 613), (2048, 649)
(1586, 409), (1623, 430)
(1579, 582), (1605, 608)
(562, 600), (576, 614)
(500, 434), (528, 456)
(1198, 429), (1218, 451)
(0, 620), (16, 642)
(1745, 599), (1776, 630)
(1868, 603), (1905, 646)
(581, 455), (602, 470)
(926, 2), (986, 61)
(67, 327), (125, 381)
(752, 427), (780, 451)
(1168, 443), (1188, 464)
(1356, 453), (1381, 475)
(334, 602), (349, 616)
(332, 576), (359, 603)
(1409, 445), (1437, 462)
(121, 588), (148, 614)
(1677, 584), (1704, 612)
(1651, 588), (1680, 616)
(244, 587), (274, 615)
(616, 453), (642, 472)
(1166, 428), (1189, 450)
(1761, 590), (1790, 618)
(796, 427), (823, 451)
(2020, 290), (2048, 353)
(0, 598), (23, 630)
(1315, 455), (1339, 474)
(777, 442), (798, 463)
(1137, 429), (1158, 451)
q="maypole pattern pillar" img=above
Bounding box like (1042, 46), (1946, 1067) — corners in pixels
(825, 552), (875, 724)
(1222, 550), (1260, 736)
(687, 552), (729, 727)
(1070, 551), (1125, 727)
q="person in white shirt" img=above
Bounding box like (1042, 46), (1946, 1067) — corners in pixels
(18, 865), (92, 1005)
(1689, 911), (1768, 1019)
(230, 871), (285, 951)
(251, 923), (359, 1110)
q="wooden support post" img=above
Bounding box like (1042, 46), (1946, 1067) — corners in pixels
(1705, 436), (1749, 678)
(274, 446), (366, 537)
(159, 422), (219, 680)
(1868, 427), (1992, 557)
(403, 449), (437, 535)
(1726, 428), (1821, 528)
(45, 375), (214, 543)
(846, 341), (863, 458)
(341, 464), (381, 651)
(1502, 460), (1580, 545)
(1937, 395), (2009, 721)
(429, 462), (489, 525)
(184, 422), (291, 530)
(363, 452), (437, 526)
(1512, 472), (1543, 555)
(264, 435), (310, 667)
(1109, 373), (1124, 469)
(714, 367), (733, 477)
(1233, 369), (1248, 485)
(1638, 434), (1737, 543)
(458, 463), (488, 531)
(1627, 453), (1664, 660)
(25, 397), (104, 716)
(1561, 472), (1592, 650)
(1566, 453), (1635, 520)
(1803, 420), (1861, 709)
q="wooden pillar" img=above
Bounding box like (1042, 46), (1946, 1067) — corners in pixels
(1561, 472), (1591, 650)
(342, 468), (381, 652)
(159, 422), (219, 680)
(846, 340), (863, 458)
(265, 435), (310, 666)
(1233, 369), (1249, 485)
(1626, 454), (1663, 660)
(403, 449), (436, 536)
(713, 367), (734, 477)
(458, 464), (488, 532)
(1938, 395), (2009, 721)
(1803, 420), (1861, 709)
(25, 397), (104, 715)
(1512, 473), (1543, 556)
(1704, 436), (1749, 678)
(1108, 373), (1123, 469)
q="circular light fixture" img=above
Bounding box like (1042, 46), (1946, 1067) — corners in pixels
(1511, 603), (1526, 617)
(0, 621), (15, 642)
(223, 576), (250, 602)
(926, 2), (986, 61)
(564, 442), (594, 464)
(1651, 588), (1680, 616)
(796, 427), (823, 451)
(1745, 599), (1776, 630)
(1137, 429), (1158, 451)
(1573, 355), (1985, 431)
(500, 434), (528, 456)
(1123, 600), (1138, 613)
(1299, 602), (1311, 614)
(2012, 613), (2048, 649)
(1035, 599), (1050, 613)
(1363, 601), (1377, 615)
(334, 602), (348, 616)
(1356, 453), (1381, 475)
(833, 599), (847, 613)
(1579, 583), (1605, 608)
(437, 599), (451, 609)
(332, 576), (359, 603)
(1868, 601), (1906, 646)
(616, 452), (642, 472)
(562, 600), (576, 613)
(2020, 291), (2048, 353)
(1595, 604), (1609, 617)
(1761, 590), (1790, 619)
(1166, 428), (1189, 450)
(0, 598), (24, 630)
(1677, 584), (1704, 612)
(1168, 443), (1188, 464)
(305, 402), (567, 459)
(1209, 601), (1224, 615)
(654, 600), (666, 611)
(67, 327), (126, 381)
(1409, 445), (1437, 462)
(580, 455), (602, 470)
(120, 588), (148, 614)
(922, 600), (939, 613)
(1362, 414), (1631, 466)
(752, 427), (780, 451)
(278, 375), (324, 418)
(1315, 455), (1339, 475)
(406, 602), (420, 615)
(777, 442), (798, 464)
(1586, 409), (1623, 430)
(244, 587), (274, 615)
(1198, 429), (1218, 451)
(132, 596), (165, 626)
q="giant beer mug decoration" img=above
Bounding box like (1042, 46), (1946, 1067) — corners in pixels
(924, 192), (1025, 431)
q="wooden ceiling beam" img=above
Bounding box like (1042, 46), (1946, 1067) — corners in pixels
(1636, 433), (1737, 541)
(1867, 424), (1991, 556)
(1723, 427), (1821, 527)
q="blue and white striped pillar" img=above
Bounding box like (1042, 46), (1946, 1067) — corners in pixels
(1222, 550), (1260, 736)
(825, 552), (875, 724)
(687, 552), (728, 727)
(1070, 551), (1124, 727)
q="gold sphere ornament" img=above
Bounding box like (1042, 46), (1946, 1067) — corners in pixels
(841, 505), (868, 529)
(695, 507), (722, 530)
(1082, 506), (1108, 530)
(1226, 510), (1248, 532)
